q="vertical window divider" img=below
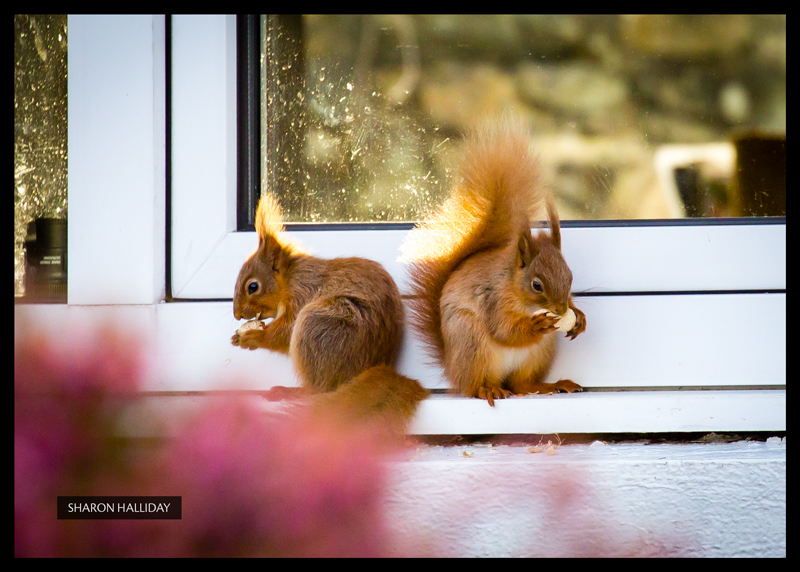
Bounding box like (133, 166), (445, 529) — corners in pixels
(236, 14), (261, 232)
(165, 14), (174, 301)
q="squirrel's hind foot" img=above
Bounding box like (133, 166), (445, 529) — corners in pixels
(476, 385), (512, 407)
(508, 378), (583, 395)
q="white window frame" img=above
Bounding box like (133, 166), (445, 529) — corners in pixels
(67, 14), (166, 305)
(64, 15), (785, 435)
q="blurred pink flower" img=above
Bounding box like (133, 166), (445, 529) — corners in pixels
(15, 327), (144, 557)
(15, 323), (391, 557)
(137, 398), (389, 557)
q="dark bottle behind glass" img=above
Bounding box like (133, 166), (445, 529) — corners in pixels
(23, 218), (67, 303)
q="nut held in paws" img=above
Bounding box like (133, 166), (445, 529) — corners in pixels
(237, 320), (265, 335)
(532, 308), (576, 332)
(554, 308), (576, 332)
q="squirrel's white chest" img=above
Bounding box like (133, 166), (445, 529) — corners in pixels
(488, 338), (554, 378)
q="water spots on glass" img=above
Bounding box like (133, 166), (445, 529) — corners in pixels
(14, 15), (68, 296)
(261, 15), (784, 223)
(261, 15), (449, 224)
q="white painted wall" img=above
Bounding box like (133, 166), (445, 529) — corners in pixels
(382, 439), (786, 557)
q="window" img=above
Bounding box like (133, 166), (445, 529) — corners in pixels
(14, 15), (68, 301)
(167, 16), (783, 435)
(13, 14), (778, 436)
(249, 15), (785, 225)
(171, 14), (786, 294)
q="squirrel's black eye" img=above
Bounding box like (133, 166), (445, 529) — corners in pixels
(247, 280), (259, 295)
(532, 280), (543, 292)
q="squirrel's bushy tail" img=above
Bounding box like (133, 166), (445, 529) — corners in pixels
(400, 119), (545, 364)
(309, 365), (429, 442)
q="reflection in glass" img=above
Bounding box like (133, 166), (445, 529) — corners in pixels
(261, 15), (785, 223)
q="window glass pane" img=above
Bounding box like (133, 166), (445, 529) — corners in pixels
(14, 15), (68, 298)
(261, 15), (785, 223)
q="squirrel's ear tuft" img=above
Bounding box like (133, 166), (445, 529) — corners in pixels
(255, 194), (286, 243)
(517, 231), (535, 268)
(255, 194), (296, 261)
(546, 197), (562, 251)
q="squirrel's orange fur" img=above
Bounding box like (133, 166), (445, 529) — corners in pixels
(232, 195), (428, 438)
(401, 120), (586, 406)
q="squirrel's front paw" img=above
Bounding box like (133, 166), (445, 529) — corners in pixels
(529, 309), (559, 334)
(231, 328), (265, 350)
(232, 320), (267, 349)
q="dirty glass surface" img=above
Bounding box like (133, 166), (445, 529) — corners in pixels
(260, 15), (786, 223)
(14, 15), (68, 297)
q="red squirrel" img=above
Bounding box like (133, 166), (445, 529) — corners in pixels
(401, 120), (586, 406)
(232, 194), (428, 438)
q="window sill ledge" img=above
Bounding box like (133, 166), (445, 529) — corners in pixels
(117, 389), (786, 438)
